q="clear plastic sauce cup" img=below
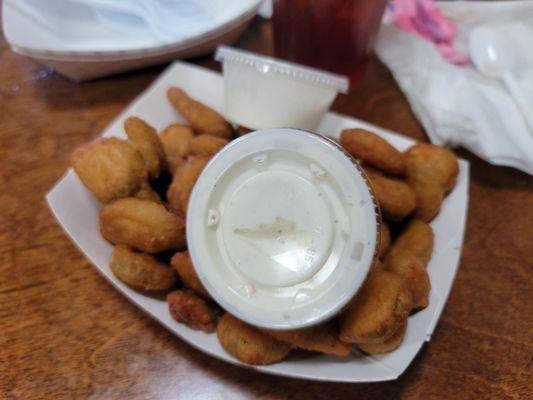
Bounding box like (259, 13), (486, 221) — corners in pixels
(187, 128), (379, 329)
(215, 46), (349, 131)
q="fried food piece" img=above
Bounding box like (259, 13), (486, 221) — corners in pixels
(365, 168), (416, 221)
(167, 157), (209, 216)
(341, 129), (405, 175)
(170, 251), (211, 300)
(369, 259), (386, 274)
(405, 143), (459, 221)
(217, 313), (292, 365)
(387, 219), (434, 265)
(339, 270), (413, 344)
(189, 134), (228, 157)
(378, 222), (391, 259)
(124, 116), (166, 179)
(71, 137), (145, 203)
(357, 319), (407, 354)
(134, 181), (162, 203)
(236, 126), (252, 136)
(110, 245), (176, 291)
(410, 182), (444, 223)
(262, 322), (352, 357)
(406, 143), (459, 190)
(159, 124), (194, 174)
(384, 220), (434, 309)
(167, 87), (232, 139)
(167, 290), (216, 333)
(100, 198), (186, 253)
(387, 254), (430, 309)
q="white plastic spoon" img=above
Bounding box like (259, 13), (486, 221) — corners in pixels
(469, 26), (533, 131)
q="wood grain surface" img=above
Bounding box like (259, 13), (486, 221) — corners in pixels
(1, 16), (532, 400)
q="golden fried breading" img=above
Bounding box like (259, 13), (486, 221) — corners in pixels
(71, 137), (145, 203)
(386, 254), (430, 309)
(167, 290), (216, 333)
(100, 198), (186, 253)
(405, 143), (459, 221)
(236, 126), (252, 136)
(369, 259), (386, 274)
(134, 181), (162, 203)
(365, 168), (416, 221)
(378, 222), (391, 259)
(387, 220), (434, 265)
(168, 157), (186, 177)
(341, 129), (405, 175)
(384, 220), (434, 309)
(170, 251), (211, 300)
(124, 116), (166, 179)
(167, 87), (232, 140)
(339, 270), (413, 344)
(110, 245), (176, 291)
(189, 134), (228, 157)
(217, 313), (292, 365)
(405, 143), (459, 190)
(409, 182), (444, 222)
(167, 157), (209, 216)
(357, 319), (407, 354)
(159, 124), (194, 174)
(262, 322), (352, 357)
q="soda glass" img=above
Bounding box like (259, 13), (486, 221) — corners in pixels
(272, 0), (388, 89)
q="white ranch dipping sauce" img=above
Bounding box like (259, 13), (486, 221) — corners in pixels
(215, 46), (349, 131)
(187, 129), (379, 329)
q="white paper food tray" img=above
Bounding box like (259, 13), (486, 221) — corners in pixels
(46, 62), (469, 383)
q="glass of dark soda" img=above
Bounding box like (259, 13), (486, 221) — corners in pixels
(272, 0), (388, 90)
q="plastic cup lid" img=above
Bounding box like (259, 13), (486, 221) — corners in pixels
(215, 46), (350, 94)
(187, 128), (378, 329)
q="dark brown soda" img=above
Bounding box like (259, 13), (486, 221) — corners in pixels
(272, 0), (388, 90)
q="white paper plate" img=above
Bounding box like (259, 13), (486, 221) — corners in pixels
(46, 62), (469, 383)
(3, 0), (261, 60)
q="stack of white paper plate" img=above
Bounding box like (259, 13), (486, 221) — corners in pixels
(3, 0), (262, 81)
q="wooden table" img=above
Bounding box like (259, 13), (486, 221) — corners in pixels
(1, 17), (532, 400)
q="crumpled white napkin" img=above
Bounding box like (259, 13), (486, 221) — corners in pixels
(376, 1), (533, 175)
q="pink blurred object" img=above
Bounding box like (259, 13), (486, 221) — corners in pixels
(390, 0), (469, 64)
